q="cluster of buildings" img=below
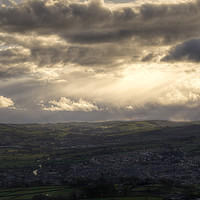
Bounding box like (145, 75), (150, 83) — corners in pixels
(1, 146), (200, 187)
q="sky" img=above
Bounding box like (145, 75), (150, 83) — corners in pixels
(0, 0), (200, 123)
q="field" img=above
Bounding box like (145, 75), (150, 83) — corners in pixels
(0, 183), (190, 200)
(0, 186), (75, 200)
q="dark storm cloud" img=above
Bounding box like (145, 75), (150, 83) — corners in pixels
(0, 0), (200, 69)
(0, 0), (200, 77)
(0, 36), (131, 70)
(1, 0), (200, 44)
(137, 1), (200, 44)
(66, 29), (133, 44)
(0, 47), (31, 78)
(30, 46), (67, 66)
(0, 0), (138, 69)
(65, 45), (131, 65)
(0, 66), (30, 78)
(141, 53), (154, 62)
(30, 44), (130, 66)
(0, 47), (29, 64)
(0, 0), (112, 33)
(140, 2), (199, 20)
(163, 39), (200, 62)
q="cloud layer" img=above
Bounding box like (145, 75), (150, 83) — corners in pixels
(0, 0), (200, 70)
(163, 39), (200, 62)
(0, 0), (200, 122)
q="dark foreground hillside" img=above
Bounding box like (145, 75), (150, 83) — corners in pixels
(1, 120), (200, 199)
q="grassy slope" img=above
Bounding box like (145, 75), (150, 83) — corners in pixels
(0, 120), (200, 169)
